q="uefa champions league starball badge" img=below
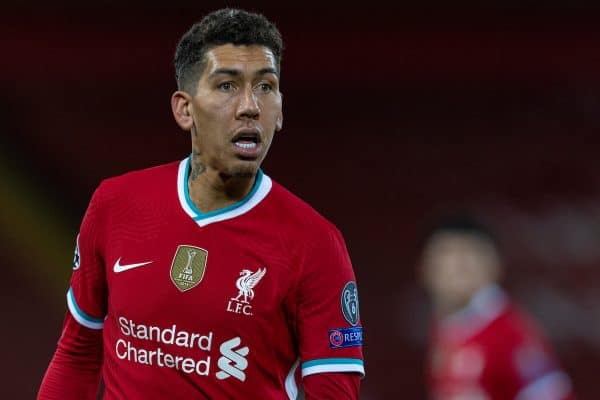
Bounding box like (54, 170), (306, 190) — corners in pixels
(341, 281), (360, 326)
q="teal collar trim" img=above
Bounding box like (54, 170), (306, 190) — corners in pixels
(177, 156), (272, 227)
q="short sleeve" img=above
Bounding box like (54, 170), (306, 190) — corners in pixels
(292, 225), (365, 379)
(66, 184), (108, 330)
(490, 311), (574, 400)
(512, 342), (574, 400)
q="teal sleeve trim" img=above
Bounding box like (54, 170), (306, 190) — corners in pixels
(302, 358), (364, 368)
(67, 287), (104, 329)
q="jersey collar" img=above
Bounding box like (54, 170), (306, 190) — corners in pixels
(177, 156), (272, 227)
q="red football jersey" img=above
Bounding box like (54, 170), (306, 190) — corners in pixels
(427, 285), (573, 400)
(66, 157), (364, 399)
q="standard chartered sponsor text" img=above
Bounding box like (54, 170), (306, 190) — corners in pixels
(116, 316), (212, 376)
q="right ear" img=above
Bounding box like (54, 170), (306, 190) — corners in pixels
(171, 91), (194, 131)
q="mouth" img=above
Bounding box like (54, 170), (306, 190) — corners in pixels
(232, 129), (261, 147)
(231, 129), (262, 158)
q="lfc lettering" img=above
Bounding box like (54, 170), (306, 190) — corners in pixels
(226, 300), (253, 315)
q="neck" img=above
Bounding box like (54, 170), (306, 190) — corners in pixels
(433, 298), (470, 319)
(187, 169), (257, 214)
(435, 284), (505, 321)
(186, 153), (258, 213)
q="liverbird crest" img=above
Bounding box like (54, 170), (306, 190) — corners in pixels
(232, 267), (267, 304)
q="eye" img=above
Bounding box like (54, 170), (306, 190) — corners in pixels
(257, 82), (272, 93)
(218, 82), (234, 92)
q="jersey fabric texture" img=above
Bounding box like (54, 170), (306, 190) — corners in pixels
(63, 157), (364, 399)
(427, 285), (573, 400)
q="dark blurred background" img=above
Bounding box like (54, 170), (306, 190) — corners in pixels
(2, 1), (600, 399)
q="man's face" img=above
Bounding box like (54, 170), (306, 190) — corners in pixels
(187, 44), (282, 177)
(421, 232), (500, 314)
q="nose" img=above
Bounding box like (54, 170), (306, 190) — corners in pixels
(236, 86), (260, 120)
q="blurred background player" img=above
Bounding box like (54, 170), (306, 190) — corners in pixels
(420, 215), (574, 400)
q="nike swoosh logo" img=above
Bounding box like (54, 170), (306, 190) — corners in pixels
(113, 258), (153, 273)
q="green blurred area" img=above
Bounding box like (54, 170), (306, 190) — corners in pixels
(0, 148), (74, 307)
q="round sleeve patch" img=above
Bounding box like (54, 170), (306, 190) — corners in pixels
(73, 234), (81, 270)
(341, 281), (360, 326)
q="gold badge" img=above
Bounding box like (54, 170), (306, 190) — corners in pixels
(170, 245), (208, 292)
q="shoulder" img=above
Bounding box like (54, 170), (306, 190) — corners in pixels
(97, 160), (180, 197)
(495, 303), (540, 334)
(265, 179), (351, 271)
(485, 302), (551, 352)
(87, 160), (181, 219)
(507, 304), (551, 344)
(267, 179), (342, 238)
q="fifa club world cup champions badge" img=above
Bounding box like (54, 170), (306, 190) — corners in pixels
(170, 245), (208, 292)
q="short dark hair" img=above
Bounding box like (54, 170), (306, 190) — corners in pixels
(174, 8), (283, 94)
(422, 214), (498, 249)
